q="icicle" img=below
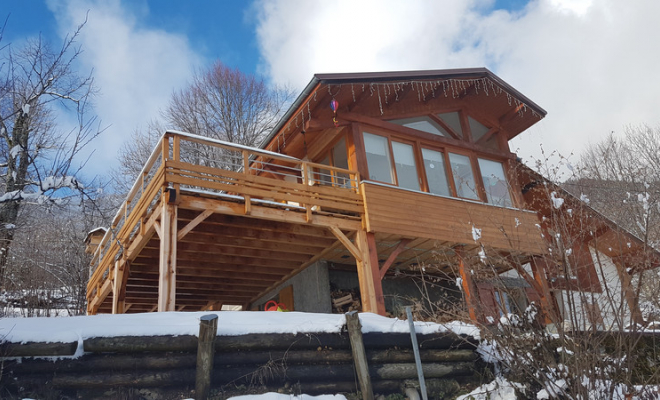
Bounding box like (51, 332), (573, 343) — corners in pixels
(377, 84), (384, 115)
(351, 83), (356, 102)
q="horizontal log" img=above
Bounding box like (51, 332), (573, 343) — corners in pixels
(295, 378), (465, 396)
(7, 348), (476, 375)
(14, 331), (476, 357)
(219, 378), (466, 397)
(83, 335), (198, 353)
(16, 368), (197, 389)
(212, 362), (475, 384)
(9, 362), (473, 389)
(1, 341), (78, 357)
(362, 332), (478, 349)
(7, 352), (197, 374)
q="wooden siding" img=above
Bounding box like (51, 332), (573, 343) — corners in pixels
(362, 182), (545, 254)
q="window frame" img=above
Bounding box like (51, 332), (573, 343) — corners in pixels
(360, 123), (517, 207)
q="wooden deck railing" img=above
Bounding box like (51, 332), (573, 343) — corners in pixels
(86, 131), (362, 308)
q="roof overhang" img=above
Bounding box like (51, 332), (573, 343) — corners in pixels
(260, 67), (547, 150)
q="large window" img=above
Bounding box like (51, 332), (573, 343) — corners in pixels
(362, 130), (513, 207)
(448, 153), (479, 200)
(478, 158), (512, 207)
(392, 141), (420, 191)
(421, 148), (450, 196)
(363, 132), (394, 183)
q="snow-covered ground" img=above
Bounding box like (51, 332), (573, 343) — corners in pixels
(0, 310), (478, 346)
(227, 394), (347, 400)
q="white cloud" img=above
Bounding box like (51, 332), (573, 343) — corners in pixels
(47, 0), (203, 178)
(255, 0), (660, 173)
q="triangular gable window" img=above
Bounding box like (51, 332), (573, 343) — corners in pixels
(469, 116), (490, 142)
(437, 112), (463, 138)
(390, 116), (448, 137)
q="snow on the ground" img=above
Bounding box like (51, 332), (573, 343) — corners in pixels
(456, 377), (524, 400)
(227, 394), (347, 400)
(0, 311), (478, 346)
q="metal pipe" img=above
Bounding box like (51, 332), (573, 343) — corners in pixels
(406, 306), (428, 400)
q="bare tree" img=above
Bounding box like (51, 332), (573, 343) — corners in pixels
(571, 126), (660, 246)
(567, 125), (660, 318)
(0, 18), (101, 285)
(112, 62), (294, 190)
(166, 61), (293, 147)
(111, 120), (163, 194)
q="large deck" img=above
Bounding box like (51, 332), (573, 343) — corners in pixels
(87, 131), (546, 315)
(87, 132), (364, 314)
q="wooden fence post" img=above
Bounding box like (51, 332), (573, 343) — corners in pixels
(196, 314), (218, 400)
(346, 311), (374, 400)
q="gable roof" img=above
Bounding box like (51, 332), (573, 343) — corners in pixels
(261, 68), (547, 150)
(516, 162), (660, 271)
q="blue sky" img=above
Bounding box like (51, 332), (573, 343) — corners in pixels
(3, 0), (660, 180)
(4, 0), (261, 73)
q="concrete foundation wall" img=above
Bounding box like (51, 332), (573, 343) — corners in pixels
(252, 261), (332, 313)
(329, 269), (461, 318)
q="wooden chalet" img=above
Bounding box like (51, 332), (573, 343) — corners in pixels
(86, 68), (655, 327)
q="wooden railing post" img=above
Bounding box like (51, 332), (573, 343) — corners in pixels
(301, 161), (309, 186)
(196, 314), (218, 400)
(242, 150), (250, 174)
(161, 135), (170, 163)
(173, 136), (180, 162)
(346, 311), (374, 400)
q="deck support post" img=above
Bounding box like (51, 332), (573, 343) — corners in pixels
(355, 230), (385, 315)
(158, 193), (178, 312)
(612, 257), (644, 325)
(456, 248), (478, 322)
(530, 257), (561, 325)
(112, 259), (126, 314)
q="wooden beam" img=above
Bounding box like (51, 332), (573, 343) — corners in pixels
(498, 102), (525, 126)
(177, 209), (213, 241)
(611, 256), (644, 325)
(153, 221), (162, 239)
(527, 257), (561, 325)
(179, 195), (361, 232)
(126, 205), (162, 261)
(355, 230), (386, 315)
(177, 210), (338, 239)
(455, 248), (478, 322)
(89, 277), (113, 314)
(329, 226), (362, 263)
(112, 259), (127, 314)
(158, 199), (178, 312)
(379, 239), (412, 279)
(346, 311), (375, 400)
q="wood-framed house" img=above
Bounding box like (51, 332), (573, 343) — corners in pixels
(86, 68), (658, 328)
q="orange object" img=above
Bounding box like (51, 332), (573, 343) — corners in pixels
(264, 300), (288, 311)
